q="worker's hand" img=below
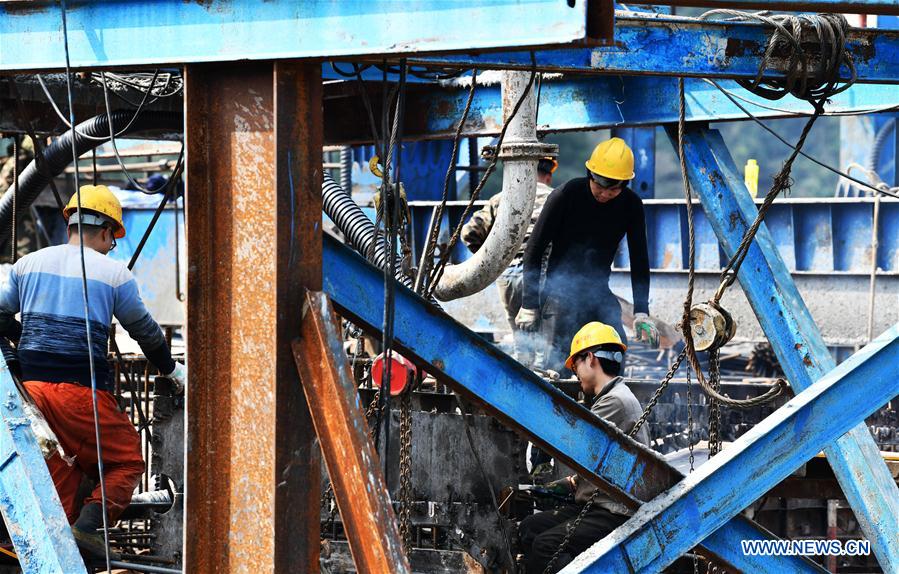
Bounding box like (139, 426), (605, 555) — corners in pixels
(544, 476), (576, 495)
(164, 361), (187, 395)
(515, 308), (540, 332)
(633, 313), (660, 349)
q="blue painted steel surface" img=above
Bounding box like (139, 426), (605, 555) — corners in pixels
(612, 128), (656, 199)
(107, 203), (185, 326)
(650, 0), (899, 14)
(0, 0), (587, 71)
(0, 359), (86, 573)
(564, 324), (899, 573)
(668, 126), (899, 570)
(409, 15), (899, 82)
(413, 78), (899, 139)
(322, 233), (827, 574)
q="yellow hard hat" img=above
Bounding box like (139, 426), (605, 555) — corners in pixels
(585, 137), (635, 181)
(63, 185), (126, 238)
(565, 321), (627, 371)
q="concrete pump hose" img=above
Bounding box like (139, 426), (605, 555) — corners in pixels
(433, 71), (539, 302)
(0, 110), (183, 244)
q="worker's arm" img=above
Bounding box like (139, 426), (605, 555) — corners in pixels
(0, 266), (22, 341)
(625, 195), (650, 315)
(520, 185), (567, 310)
(460, 194), (501, 253)
(113, 271), (176, 375)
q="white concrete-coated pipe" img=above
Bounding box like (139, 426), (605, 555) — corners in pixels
(433, 71), (545, 301)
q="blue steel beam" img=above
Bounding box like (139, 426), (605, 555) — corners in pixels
(323, 78), (899, 144)
(403, 14), (899, 82)
(322, 234), (826, 574)
(0, 363), (86, 573)
(649, 0), (899, 15)
(564, 324), (899, 573)
(665, 126), (899, 570)
(0, 0), (588, 72)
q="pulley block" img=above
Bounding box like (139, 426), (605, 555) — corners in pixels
(371, 350), (417, 396)
(688, 302), (736, 352)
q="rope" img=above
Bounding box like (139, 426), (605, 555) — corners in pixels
(425, 58), (538, 299)
(677, 78), (786, 409)
(414, 68), (478, 295)
(699, 11), (855, 102)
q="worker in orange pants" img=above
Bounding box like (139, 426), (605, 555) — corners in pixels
(0, 185), (186, 557)
(24, 381), (144, 525)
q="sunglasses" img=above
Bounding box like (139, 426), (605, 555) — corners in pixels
(587, 170), (625, 189)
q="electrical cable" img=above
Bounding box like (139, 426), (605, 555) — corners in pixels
(100, 71), (183, 194)
(707, 79), (899, 199)
(60, 1), (112, 569)
(37, 71), (158, 142)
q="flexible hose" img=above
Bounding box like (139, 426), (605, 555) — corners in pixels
(322, 171), (428, 298)
(0, 111), (182, 244)
(867, 118), (896, 175)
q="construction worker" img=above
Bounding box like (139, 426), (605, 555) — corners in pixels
(518, 322), (649, 573)
(0, 185), (186, 557)
(515, 137), (658, 372)
(461, 156), (558, 365)
(0, 135), (37, 262)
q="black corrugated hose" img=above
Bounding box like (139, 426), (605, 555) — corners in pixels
(0, 110), (182, 246)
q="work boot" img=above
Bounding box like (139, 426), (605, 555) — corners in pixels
(71, 503), (120, 560)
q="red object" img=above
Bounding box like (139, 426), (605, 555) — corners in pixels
(24, 381), (144, 523)
(370, 351), (417, 396)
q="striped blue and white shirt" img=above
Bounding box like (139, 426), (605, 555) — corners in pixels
(0, 244), (172, 390)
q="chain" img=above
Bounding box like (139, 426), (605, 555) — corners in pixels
(631, 348), (687, 437)
(11, 136), (18, 263)
(398, 389), (414, 553)
(708, 349), (723, 458)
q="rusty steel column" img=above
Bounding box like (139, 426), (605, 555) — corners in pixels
(184, 62), (322, 573)
(294, 290), (411, 573)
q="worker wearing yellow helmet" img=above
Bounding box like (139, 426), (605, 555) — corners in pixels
(515, 137), (659, 373)
(519, 322), (650, 573)
(0, 184), (186, 557)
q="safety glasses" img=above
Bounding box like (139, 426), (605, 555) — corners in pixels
(587, 170), (625, 189)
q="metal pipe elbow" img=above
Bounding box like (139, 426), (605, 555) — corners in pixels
(433, 71), (551, 302)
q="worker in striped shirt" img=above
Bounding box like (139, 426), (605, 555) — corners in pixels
(0, 185), (186, 557)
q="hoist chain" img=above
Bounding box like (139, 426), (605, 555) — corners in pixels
(708, 348), (723, 458)
(631, 348), (687, 437)
(398, 389), (414, 553)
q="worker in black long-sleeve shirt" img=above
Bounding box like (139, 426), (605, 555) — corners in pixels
(515, 137), (659, 372)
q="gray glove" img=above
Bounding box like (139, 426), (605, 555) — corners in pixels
(515, 307), (541, 332)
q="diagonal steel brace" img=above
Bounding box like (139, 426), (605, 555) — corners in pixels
(561, 324), (899, 573)
(322, 233), (826, 573)
(668, 126), (899, 571)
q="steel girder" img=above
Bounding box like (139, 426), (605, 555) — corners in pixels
(648, 0), (899, 15)
(661, 126), (899, 571)
(399, 13), (899, 82)
(323, 78), (898, 144)
(0, 0), (591, 72)
(321, 234), (826, 574)
(563, 324), (899, 573)
(0, 363), (86, 573)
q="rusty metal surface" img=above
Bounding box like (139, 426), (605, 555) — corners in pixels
(295, 290), (411, 574)
(184, 62), (321, 573)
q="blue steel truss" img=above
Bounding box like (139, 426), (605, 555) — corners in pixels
(0, 361), (86, 573)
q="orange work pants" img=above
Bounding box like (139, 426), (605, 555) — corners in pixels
(24, 381), (144, 524)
